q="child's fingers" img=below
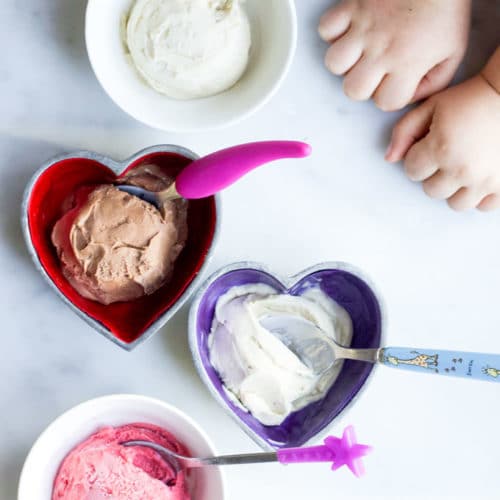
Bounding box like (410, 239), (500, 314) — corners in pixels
(447, 187), (484, 211)
(318, 3), (353, 42)
(403, 138), (439, 181)
(478, 194), (500, 212)
(385, 100), (435, 162)
(343, 57), (386, 101)
(324, 33), (363, 75)
(422, 170), (461, 200)
(373, 71), (423, 111)
(412, 58), (461, 103)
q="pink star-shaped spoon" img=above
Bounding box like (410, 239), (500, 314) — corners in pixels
(276, 425), (372, 477)
(122, 425), (371, 478)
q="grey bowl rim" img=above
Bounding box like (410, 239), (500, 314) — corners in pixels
(21, 144), (222, 351)
(187, 260), (387, 450)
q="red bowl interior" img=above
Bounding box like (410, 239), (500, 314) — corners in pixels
(27, 151), (217, 344)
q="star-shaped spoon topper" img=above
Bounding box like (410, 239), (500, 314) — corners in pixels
(325, 425), (373, 477)
(276, 425), (372, 476)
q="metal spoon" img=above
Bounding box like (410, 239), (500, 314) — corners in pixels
(217, 0), (233, 11)
(122, 425), (371, 479)
(117, 141), (311, 209)
(260, 315), (500, 382)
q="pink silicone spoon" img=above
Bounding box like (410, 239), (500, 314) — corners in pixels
(118, 140), (312, 207)
(122, 426), (372, 479)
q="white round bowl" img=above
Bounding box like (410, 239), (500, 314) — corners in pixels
(85, 0), (297, 132)
(18, 394), (225, 500)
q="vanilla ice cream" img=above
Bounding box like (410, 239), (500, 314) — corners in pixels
(125, 0), (251, 99)
(209, 284), (353, 426)
(51, 165), (188, 305)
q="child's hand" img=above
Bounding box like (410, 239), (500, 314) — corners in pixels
(318, 0), (471, 111)
(386, 50), (500, 211)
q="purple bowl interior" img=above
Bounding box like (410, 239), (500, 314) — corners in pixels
(195, 267), (382, 448)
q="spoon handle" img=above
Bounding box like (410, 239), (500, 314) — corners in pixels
(380, 347), (500, 381)
(199, 452), (278, 466)
(175, 140), (312, 199)
(199, 426), (371, 477)
(276, 426), (371, 477)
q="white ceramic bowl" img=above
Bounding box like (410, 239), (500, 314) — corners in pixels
(18, 395), (225, 500)
(85, 0), (297, 132)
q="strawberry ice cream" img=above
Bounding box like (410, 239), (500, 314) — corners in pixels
(52, 423), (191, 500)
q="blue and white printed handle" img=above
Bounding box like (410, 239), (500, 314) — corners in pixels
(380, 347), (500, 382)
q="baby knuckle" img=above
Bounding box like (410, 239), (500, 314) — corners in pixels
(373, 93), (390, 111)
(477, 195), (500, 211)
(432, 134), (451, 159)
(477, 203), (493, 212)
(404, 162), (421, 181)
(325, 51), (343, 75)
(452, 164), (472, 182)
(324, 52), (335, 72)
(423, 179), (449, 200)
(392, 120), (408, 139)
(343, 80), (365, 101)
(447, 198), (466, 212)
(375, 97), (400, 112)
(480, 176), (498, 192)
(447, 165), (462, 179)
(422, 181), (438, 198)
(356, 14), (373, 33)
(369, 39), (390, 60)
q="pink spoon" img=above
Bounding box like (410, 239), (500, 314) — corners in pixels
(117, 140), (312, 207)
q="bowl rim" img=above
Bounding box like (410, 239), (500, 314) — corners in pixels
(187, 261), (387, 450)
(17, 393), (226, 499)
(20, 144), (221, 351)
(84, 0), (298, 133)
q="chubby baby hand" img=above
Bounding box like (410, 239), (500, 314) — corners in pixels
(318, 0), (471, 110)
(386, 51), (500, 211)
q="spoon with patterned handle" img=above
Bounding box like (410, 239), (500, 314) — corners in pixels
(260, 316), (500, 381)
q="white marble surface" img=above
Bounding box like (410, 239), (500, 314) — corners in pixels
(1, 1), (500, 499)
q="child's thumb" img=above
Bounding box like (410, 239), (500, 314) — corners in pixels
(412, 58), (460, 103)
(385, 101), (435, 163)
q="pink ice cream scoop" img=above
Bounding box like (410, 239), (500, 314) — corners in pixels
(52, 423), (191, 500)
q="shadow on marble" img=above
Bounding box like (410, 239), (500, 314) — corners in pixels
(0, 137), (64, 263)
(464, 0), (500, 77)
(160, 301), (210, 394)
(51, 0), (89, 67)
(299, 0), (335, 65)
(0, 452), (25, 500)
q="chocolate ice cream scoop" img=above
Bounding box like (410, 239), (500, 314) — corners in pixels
(52, 167), (188, 305)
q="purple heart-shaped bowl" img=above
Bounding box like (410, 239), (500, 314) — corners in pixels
(188, 262), (385, 450)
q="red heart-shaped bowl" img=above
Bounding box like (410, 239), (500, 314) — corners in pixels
(21, 145), (220, 350)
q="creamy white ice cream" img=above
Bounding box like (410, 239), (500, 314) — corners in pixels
(208, 284), (353, 426)
(125, 0), (251, 99)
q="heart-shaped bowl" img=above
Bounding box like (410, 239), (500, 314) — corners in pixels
(18, 394), (226, 499)
(22, 145), (220, 350)
(188, 262), (385, 450)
